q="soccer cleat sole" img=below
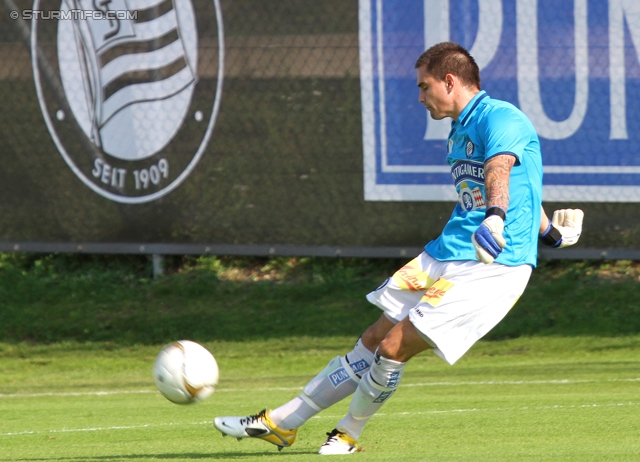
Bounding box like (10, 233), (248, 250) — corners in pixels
(219, 432), (284, 451)
(213, 411), (297, 451)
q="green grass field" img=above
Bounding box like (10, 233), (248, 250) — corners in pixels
(1, 254), (640, 461)
(1, 336), (639, 461)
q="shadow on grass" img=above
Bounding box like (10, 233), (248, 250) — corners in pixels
(0, 450), (318, 461)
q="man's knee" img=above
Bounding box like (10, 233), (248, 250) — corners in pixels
(361, 315), (395, 352)
(377, 318), (431, 362)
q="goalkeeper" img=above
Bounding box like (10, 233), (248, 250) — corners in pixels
(213, 41), (584, 455)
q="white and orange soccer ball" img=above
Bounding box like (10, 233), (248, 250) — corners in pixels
(153, 340), (219, 405)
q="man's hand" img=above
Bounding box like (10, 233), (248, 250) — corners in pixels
(539, 209), (584, 248)
(472, 215), (506, 264)
(548, 209), (584, 248)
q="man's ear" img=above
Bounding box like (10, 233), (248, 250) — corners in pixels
(444, 74), (455, 93)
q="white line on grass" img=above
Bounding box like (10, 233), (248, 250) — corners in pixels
(0, 390), (155, 398)
(1, 402), (638, 437)
(0, 377), (639, 399)
(0, 421), (207, 437)
(402, 377), (640, 387)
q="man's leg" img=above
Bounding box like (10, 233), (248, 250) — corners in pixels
(377, 315), (433, 361)
(319, 317), (430, 455)
(270, 315), (394, 429)
(213, 315), (395, 450)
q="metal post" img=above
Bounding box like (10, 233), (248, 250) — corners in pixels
(152, 254), (164, 279)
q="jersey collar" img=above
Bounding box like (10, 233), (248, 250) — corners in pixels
(457, 90), (488, 127)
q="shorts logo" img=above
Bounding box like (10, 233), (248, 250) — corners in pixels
(391, 258), (434, 291)
(32, 0), (225, 203)
(349, 359), (369, 374)
(421, 278), (454, 307)
(329, 368), (351, 388)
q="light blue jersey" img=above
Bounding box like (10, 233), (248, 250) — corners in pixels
(425, 91), (543, 267)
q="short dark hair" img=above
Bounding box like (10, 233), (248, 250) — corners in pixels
(414, 42), (481, 89)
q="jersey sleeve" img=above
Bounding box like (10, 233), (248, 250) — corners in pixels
(478, 106), (531, 166)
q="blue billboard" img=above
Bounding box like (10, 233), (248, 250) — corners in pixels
(360, 0), (640, 202)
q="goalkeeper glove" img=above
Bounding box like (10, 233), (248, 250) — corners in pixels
(539, 209), (584, 248)
(472, 207), (507, 264)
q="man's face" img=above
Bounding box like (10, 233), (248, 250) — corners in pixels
(417, 65), (452, 120)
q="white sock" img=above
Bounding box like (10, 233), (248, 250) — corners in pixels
(345, 337), (376, 378)
(269, 396), (317, 430)
(270, 338), (375, 430)
(335, 352), (406, 440)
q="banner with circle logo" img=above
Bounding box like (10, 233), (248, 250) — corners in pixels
(31, 0), (224, 203)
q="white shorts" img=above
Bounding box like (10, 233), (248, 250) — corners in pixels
(367, 252), (532, 365)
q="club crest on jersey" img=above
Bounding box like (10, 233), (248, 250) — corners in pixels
(31, 0), (225, 203)
(465, 140), (475, 158)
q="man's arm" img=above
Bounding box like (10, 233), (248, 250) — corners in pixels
(484, 154), (516, 211)
(471, 154), (516, 264)
(540, 208), (550, 234)
(539, 206), (584, 248)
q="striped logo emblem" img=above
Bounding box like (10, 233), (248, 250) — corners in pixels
(32, 0), (224, 203)
(75, 0), (197, 137)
